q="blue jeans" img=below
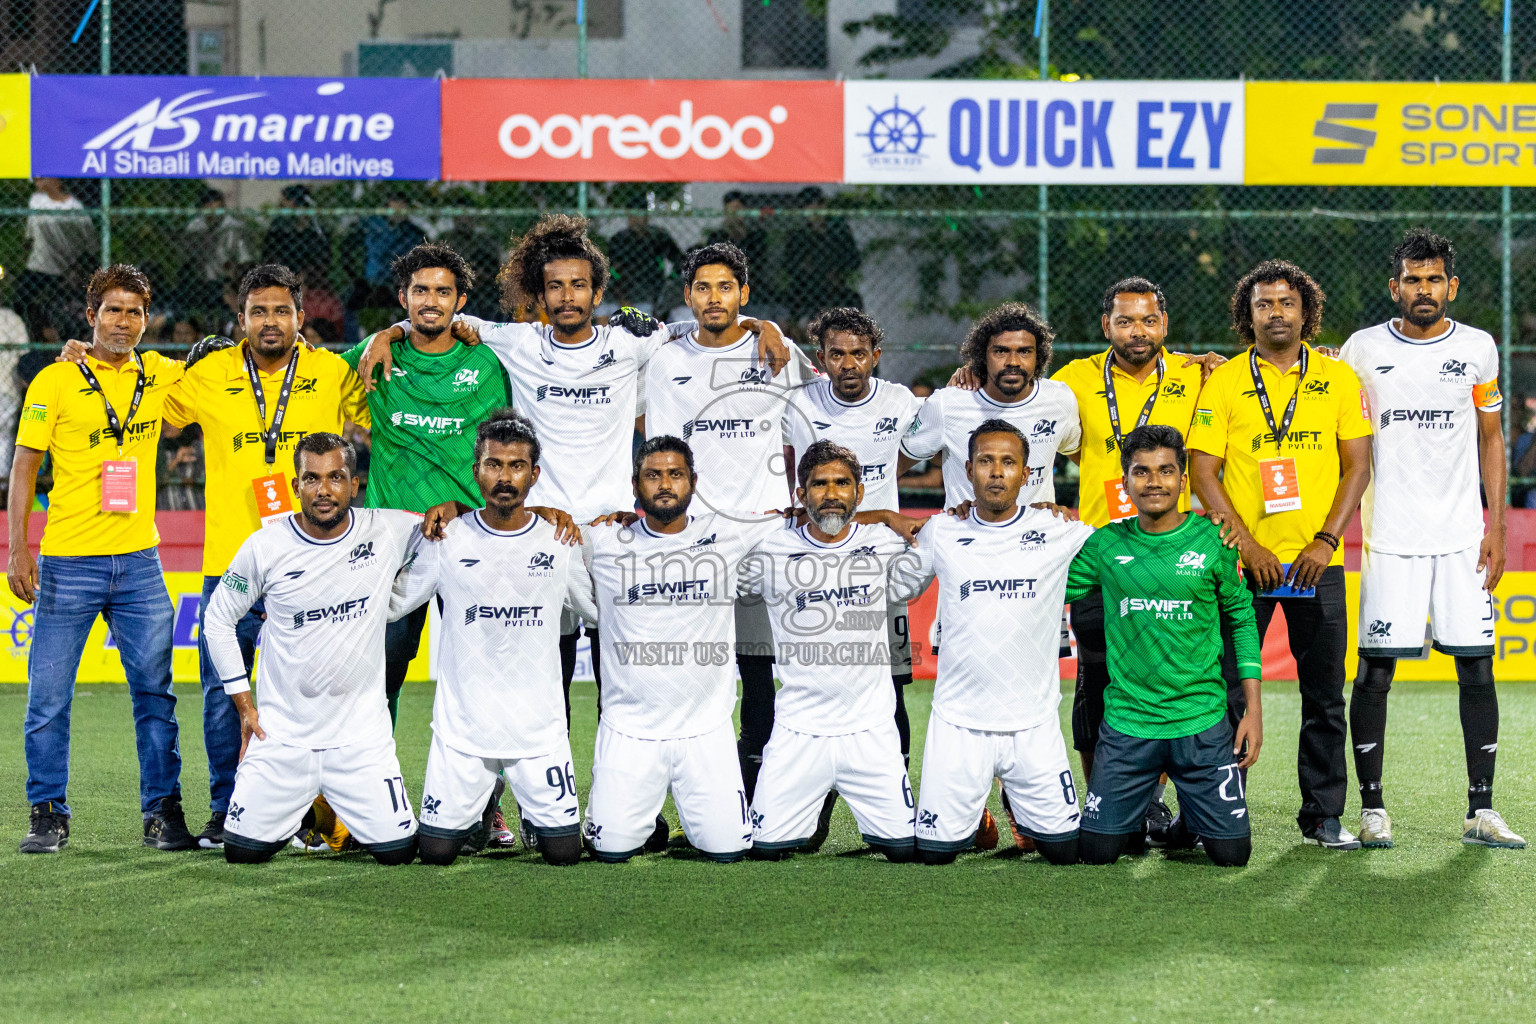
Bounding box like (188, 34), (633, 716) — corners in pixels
(25, 548), (180, 816)
(198, 574), (264, 814)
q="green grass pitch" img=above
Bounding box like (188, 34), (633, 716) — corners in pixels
(2, 679), (1535, 1023)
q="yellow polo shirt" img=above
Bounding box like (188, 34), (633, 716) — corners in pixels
(1186, 344), (1372, 566)
(17, 351), (185, 557)
(1052, 350), (1205, 527)
(163, 342), (369, 576)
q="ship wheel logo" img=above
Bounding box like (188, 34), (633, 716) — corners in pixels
(860, 96), (933, 157)
(6, 608), (33, 652)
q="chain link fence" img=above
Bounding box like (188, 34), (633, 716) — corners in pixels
(2, 0), (1535, 504)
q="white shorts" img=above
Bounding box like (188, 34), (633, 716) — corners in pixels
(735, 596), (774, 659)
(915, 711), (1080, 853)
(583, 719), (750, 861)
(751, 719), (915, 851)
(419, 731), (581, 841)
(1359, 545), (1495, 657)
(223, 734), (418, 854)
(888, 600), (913, 679)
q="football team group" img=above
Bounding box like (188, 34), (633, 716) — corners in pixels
(9, 214), (1523, 869)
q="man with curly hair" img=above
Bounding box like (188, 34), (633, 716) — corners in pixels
(1188, 260), (1374, 851)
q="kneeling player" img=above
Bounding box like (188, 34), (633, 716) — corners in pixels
(392, 410), (595, 866)
(904, 420), (1092, 865)
(746, 442), (918, 862)
(1066, 425), (1262, 868)
(205, 434), (425, 866)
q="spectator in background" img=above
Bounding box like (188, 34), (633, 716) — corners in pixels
(0, 268), (29, 489)
(157, 426), (204, 512)
(16, 178), (95, 345)
(783, 186), (862, 326)
(170, 318), (201, 352)
(1512, 394), (1536, 507)
(183, 187), (250, 312)
(706, 191), (768, 281)
(605, 212), (683, 314)
(300, 271), (346, 344)
(363, 192), (427, 294)
(260, 185), (330, 284)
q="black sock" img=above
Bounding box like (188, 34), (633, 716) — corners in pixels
(1456, 655), (1498, 815)
(559, 630), (579, 730)
(737, 655), (776, 803)
(892, 675), (911, 767)
(1350, 655), (1395, 808)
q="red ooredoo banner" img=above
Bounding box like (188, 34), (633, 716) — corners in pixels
(441, 79), (843, 182)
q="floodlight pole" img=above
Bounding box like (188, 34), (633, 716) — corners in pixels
(99, 0), (112, 266)
(1036, 0), (1049, 322)
(1502, 0), (1513, 502)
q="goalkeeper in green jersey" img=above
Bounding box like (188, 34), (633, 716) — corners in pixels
(1065, 424), (1263, 867)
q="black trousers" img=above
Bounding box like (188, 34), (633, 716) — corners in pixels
(1220, 564), (1348, 832)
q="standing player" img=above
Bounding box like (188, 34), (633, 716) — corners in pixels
(1069, 425), (1263, 868)
(642, 242), (806, 799)
(205, 434), (423, 866)
(391, 410), (596, 866)
(1189, 260), (1373, 851)
(903, 420), (1093, 865)
(745, 441), (917, 862)
(1340, 228), (1523, 848)
(581, 436), (787, 862)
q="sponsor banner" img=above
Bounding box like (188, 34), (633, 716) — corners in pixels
(1246, 81), (1536, 186)
(32, 75), (440, 180)
(441, 78), (842, 182)
(844, 80), (1244, 185)
(0, 74), (29, 178)
(0, 572), (431, 683)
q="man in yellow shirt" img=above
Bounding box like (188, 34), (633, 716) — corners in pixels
(1188, 260), (1373, 851)
(1051, 277), (1208, 839)
(8, 265), (195, 855)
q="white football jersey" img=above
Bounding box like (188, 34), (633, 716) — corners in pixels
(905, 508), (1094, 732)
(782, 377), (923, 513)
(390, 512), (597, 760)
(434, 314), (666, 521)
(747, 522), (917, 737)
(644, 326), (805, 516)
(899, 381), (1082, 507)
(205, 509), (420, 750)
(1341, 319), (1502, 555)
(584, 512), (788, 740)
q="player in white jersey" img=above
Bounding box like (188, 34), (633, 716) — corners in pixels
(391, 410), (597, 866)
(743, 441), (919, 862)
(900, 302), (1081, 509)
(1338, 229), (1523, 849)
(641, 242), (806, 801)
(903, 420), (1092, 865)
(205, 434), (423, 865)
(581, 436), (787, 862)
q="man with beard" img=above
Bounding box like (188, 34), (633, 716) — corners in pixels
(1189, 260), (1373, 851)
(390, 410), (596, 866)
(744, 441), (917, 862)
(580, 436), (788, 862)
(643, 242), (807, 802)
(1339, 229), (1523, 849)
(205, 433), (422, 866)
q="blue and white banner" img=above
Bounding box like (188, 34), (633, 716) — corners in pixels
(844, 80), (1244, 185)
(32, 75), (441, 180)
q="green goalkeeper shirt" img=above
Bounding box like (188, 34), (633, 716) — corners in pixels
(342, 336), (511, 513)
(1065, 513), (1261, 740)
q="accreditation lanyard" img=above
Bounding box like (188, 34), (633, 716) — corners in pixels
(1248, 345), (1308, 454)
(245, 345), (299, 465)
(1103, 352), (1165, 447)
(76, 353), (146, 450)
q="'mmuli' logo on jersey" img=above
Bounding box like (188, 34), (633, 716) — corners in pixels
(1175, 550), (1207, 575)
(1440, 359), (1468, 379)
(535, 383), (612, 404)
(527, 551), (555, 571)
(688, 533), (717, 551)
(1249, 429), (1323, 453)
(794, 584), (874, 611)
(738, 366), (772, 386)
(1378, 408), (1454, 430)
(1119, 596), (1194, 620)
(959, 578), (1038, 600)
(292, 595), (370, 628)
(593, 351), (617, 371)
(626, 579), (711, 604)
(464, 604), (545, 626)
(1366, 619), (1392, 637)
(1019, 530), (1046, 548)
(348, 541), (374, 565)
(1302, 379), (1331, 395)
(1161, 381), (1187, 398)
(452, 368), (480, 389)
(682, 417), (757, 440)
(873, 416), (900, 436)
(1031, 419), (1057, 438)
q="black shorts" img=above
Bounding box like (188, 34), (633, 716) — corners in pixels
(1081, 720), (1250, 841)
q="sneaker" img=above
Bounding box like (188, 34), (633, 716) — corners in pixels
(1302, 817), (1362, 850)
(519, 816), (539, 853)
(487, 809), (518, 850)
(1359, 807), (1393, 848)
(643, 814), (670, 853)
(19, 802), (69, 854)
(999, 791), (1036, 853)
(196, 812), (227, 850)
(1162, 813), (1200, 852)
(1463, 808), (1526, 849)
(1145, 799), (1175, 848)
(460, 795), (496, 856)
(805, 792), (838, 853)
(143, 796), (198, 851)
(974, 808), (1000, 851)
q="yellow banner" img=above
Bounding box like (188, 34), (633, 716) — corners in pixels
(0, 74), (29, 179)
(1246, 81), (1536, 186)
(0, 572), (432, 684)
